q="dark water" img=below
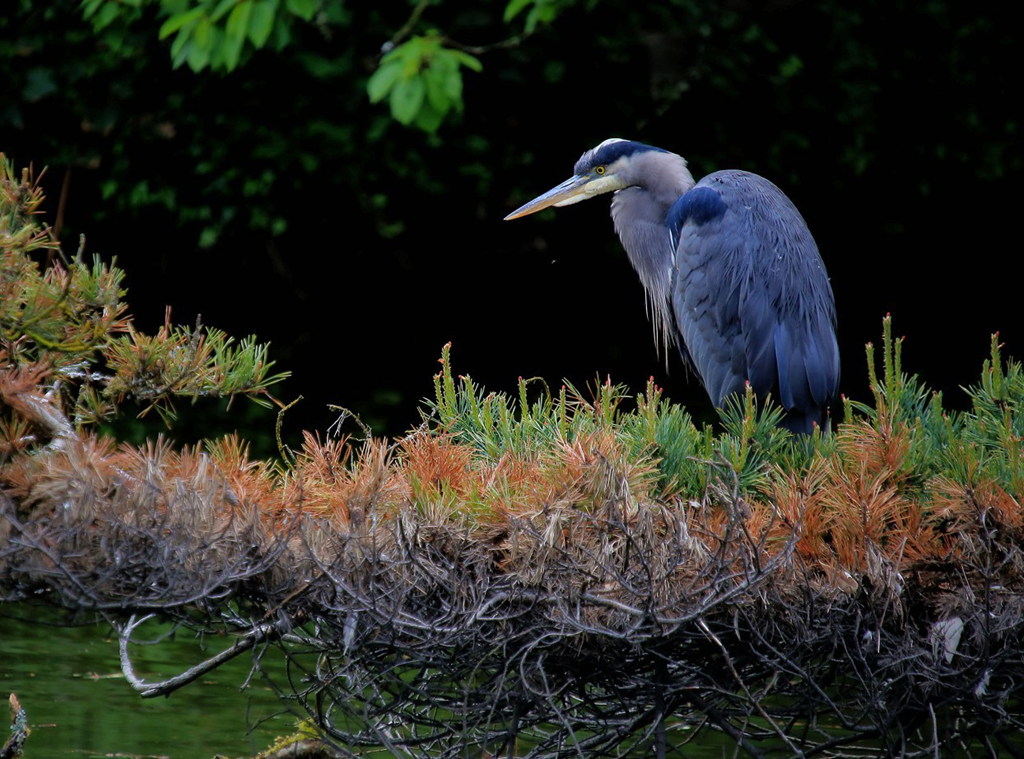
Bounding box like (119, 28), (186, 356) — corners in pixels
(0, 607), (295, 758)
(2, 606), (742, 758)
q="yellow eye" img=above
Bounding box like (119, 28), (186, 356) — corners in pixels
(595, 166), (606, 175)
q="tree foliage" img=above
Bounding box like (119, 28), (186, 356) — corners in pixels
(0, 153), (287, 452)
(15, 0), (1008, 239)
(77, 0), (491, 133)
(367, 35), (483, 132)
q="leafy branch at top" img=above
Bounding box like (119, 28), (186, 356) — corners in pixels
(367, 35), (483, 133)
(76, 0), (568, 133)
(80, 0), (323, 72)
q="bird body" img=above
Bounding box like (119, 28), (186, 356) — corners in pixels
(505, 139), (839, 434)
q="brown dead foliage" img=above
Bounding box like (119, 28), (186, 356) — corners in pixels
(3, 383), (1024, 756)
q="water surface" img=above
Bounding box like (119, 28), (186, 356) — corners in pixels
(0, 606), (293, 758)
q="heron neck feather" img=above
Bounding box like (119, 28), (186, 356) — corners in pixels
(608, 150), (695, 358)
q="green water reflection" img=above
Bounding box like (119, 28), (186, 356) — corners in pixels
(0, 606), (294, 758)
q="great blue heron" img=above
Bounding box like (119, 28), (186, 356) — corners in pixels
(505, 139), (840, 434)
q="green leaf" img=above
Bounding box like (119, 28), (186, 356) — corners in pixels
(431, 50), (464, 101)
(442, 66), (463, 102)
(450, 50), (483, 72)
(170, 34), (191, 68)
(226, 1), (254, 39)
(503, 0), (533, 22)
(390, 75), (425, 125)
(158, 7), (205, 39)
(92, 3), (121, 30)
(524, 2), (558, 34)
(423, 62), (455, 115)
(248, 0), (278, 47)
(367, 59), (403, 103)
(413, 100), (445, 133)
(168, 18), (205, 69)
(423, 77), (451, 116)
(210, 0), (239, 22)
(428, 49), (457, 77)
(187, 39), (212, 70)
(285, 0), (317, 21)
(187, 17), (214, 70)
(222, 1), (253, 69)
(193, 15), (213, 49)
(81, 0), (106, 20)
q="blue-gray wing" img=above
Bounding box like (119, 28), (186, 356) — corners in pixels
(666, 170), (839, 432)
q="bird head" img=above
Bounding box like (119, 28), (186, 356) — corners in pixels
(504, 139), (671, 220)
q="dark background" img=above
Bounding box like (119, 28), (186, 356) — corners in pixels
(2, 1), (1020, 446)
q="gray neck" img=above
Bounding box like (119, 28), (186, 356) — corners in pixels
(608, 151), (695, 356)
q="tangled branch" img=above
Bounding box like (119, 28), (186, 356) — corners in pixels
(2, 422), (1023, 757)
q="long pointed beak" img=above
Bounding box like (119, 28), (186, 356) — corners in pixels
(503, 174), (595, 220)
